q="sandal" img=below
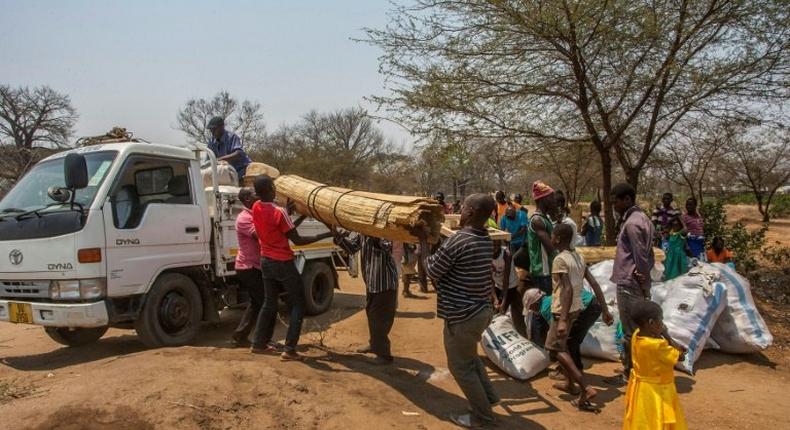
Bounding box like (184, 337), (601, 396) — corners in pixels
(552, 382), (580, 395)
(571, 399), (601, 414)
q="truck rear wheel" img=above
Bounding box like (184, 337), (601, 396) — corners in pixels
(135, 273), (202, 347)
(44, 326), (108, 347)
(302, 261), (335, 316)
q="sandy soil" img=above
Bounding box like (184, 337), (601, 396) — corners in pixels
(725, 204), (789, 248)
(2, 271), (789, 430)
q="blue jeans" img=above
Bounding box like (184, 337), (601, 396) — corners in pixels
(251, 258), (305, 351)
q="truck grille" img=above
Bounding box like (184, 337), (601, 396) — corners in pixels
(0, 280), (50, 299)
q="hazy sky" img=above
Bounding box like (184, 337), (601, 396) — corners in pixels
(0, 0), (414, 147)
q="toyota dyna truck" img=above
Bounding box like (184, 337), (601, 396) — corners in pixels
(0, 137), (347, 347)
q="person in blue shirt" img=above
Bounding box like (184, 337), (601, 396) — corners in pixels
(581, 200), (604, 246)
(499, 203), (528, 253)
(207, 116), (252, 179)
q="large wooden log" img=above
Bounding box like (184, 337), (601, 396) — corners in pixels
(577, 246), (666, 264)
(273, 175), (445, 244)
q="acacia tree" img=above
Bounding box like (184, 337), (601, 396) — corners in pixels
(365, 0), (789, 242)
(252, 107), (397, 189)
(176, 91), (265, 146)
(656, 121), (736, 204)
(0, 85), (78, 191)
(471, 138), (524, 193)
(728, 126), (790, 222)
(531, 139), (600, 207)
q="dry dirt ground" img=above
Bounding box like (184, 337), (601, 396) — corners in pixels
(1, 275), (789, 430)
(1, 204), (789, 430)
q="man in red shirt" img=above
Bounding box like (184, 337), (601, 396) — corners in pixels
(250, 175), (334, 360)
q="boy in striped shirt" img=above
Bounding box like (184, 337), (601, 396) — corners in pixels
(425, 193), (499, 428)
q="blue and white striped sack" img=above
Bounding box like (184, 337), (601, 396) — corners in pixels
(660, 267), (728, 374)
(709, 263), (773, 353)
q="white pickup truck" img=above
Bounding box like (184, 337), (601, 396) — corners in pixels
(0, 137), (349, 347)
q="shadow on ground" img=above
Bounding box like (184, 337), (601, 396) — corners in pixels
(304, 351), (551, 429)
(694, 350), (777, 371)
(1, 290), (366, 371)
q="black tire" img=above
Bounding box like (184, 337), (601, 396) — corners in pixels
(135, 273), (203, 347)
(302, 261), (335, 316)
(44, 326), (108, 347)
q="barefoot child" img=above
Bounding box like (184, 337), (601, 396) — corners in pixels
(624, 301), (687, 430)
(545, 223), (599, 411)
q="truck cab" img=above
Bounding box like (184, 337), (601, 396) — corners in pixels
(0, 139), (347, 347)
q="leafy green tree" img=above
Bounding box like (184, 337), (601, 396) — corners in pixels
(702, 200), (765, 272)
(365, 0), (789, 242)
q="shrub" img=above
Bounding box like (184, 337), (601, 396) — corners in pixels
(702, 200), (766, 272)
(762, 246), (790, 273)
(769, 194), (790, 219)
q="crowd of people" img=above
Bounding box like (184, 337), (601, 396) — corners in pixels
(211, 120), (720, 428)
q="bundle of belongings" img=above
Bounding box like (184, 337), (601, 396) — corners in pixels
(482, 260), (772, 378)
(580, 261), (772, 374)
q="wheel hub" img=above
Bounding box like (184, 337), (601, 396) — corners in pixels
(159, 291), (190, 333)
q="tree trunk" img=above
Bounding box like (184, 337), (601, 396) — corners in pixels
(625, 168), (640, 195)
(762, 193), (772, 223)
(600, 150), (616, 245)
(755, 193), (768, 223)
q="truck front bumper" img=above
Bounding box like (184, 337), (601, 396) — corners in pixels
(0, 299), (108, 328)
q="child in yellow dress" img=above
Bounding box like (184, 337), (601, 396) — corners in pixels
(624, 301), (688, 430)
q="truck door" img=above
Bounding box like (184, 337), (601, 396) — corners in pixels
(102, 155), (208, 296)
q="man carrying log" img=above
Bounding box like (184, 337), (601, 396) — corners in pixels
(332, 229), (399, 365)
(424, 194), (500, 428)
(230, 188), (265, 347)
(249, 176), (334, 361)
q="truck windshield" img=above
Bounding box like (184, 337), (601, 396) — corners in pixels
(0, 151), (117, 214)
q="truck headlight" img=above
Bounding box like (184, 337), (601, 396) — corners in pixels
(50, 278), (106, 300)
(79, 278), (106, 299)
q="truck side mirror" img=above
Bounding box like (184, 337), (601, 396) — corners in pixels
(64, 153), (88, 189)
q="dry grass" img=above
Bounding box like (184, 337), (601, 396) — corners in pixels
(0, 378), (35, 404)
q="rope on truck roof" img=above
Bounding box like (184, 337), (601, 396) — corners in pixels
(76, 127), (149, 146)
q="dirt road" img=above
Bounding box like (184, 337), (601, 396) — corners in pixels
(2, 274), (788, 430)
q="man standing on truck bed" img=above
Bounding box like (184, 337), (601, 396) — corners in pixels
(250, 175), (334, 361)
(230, 188), (265, 347)
(207, 116), (252, 179)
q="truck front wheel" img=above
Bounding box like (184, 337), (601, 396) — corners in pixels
(135, 273), (203, 347)
(302, 261), (335, 316)
(45, 326), (109, 347)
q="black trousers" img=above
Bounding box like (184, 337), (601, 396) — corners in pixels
(568, 300), (602, 370)
(233, 268), (265, 342)
(252, 258), (305, 351)
(530, 276), (552, 347)
(496, 287), (526, 338)
(366, 289), (398, 359)
(617, 286), (648, 375)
